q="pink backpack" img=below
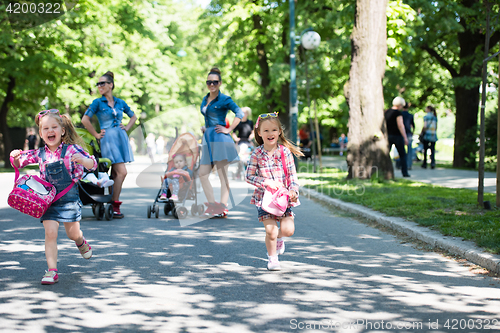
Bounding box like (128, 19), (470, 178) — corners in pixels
(8, 155), (74, 218)
(261, 145), (290, 216)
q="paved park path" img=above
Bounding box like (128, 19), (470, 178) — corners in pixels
(0, 156), (499, 332)
(318, 155), (497, 194)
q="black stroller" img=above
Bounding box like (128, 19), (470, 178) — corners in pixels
(147, 132), (204, 219)
(76, 128), (114, 220)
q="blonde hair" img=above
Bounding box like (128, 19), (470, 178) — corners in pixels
(254, 116), (304, 157)
(36, 112), (85, 148)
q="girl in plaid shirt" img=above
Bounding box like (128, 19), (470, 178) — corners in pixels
(246, 112), (303, 271)
(10, 110), (97, 285)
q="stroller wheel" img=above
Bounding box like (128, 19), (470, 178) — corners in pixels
(155, 205), (159, 218)
(96, 203), (104, 220)
(92, 204), (99, 218)
(147, 205), (152, 218)
(105, 204), (113, 220)
(191, 203), (198, 216)
(198, 204), (205, 215)
(164, 202), (172, 215)
(175, 207), (188, 219)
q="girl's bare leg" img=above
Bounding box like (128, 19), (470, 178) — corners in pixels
(43, 220), (60, 269)
(263, 219), (279, 256)
(277, 216), (295, 238)
(63, 221), (84, 244)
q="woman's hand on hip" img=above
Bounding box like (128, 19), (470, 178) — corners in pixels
(95, 129), (105, 139)
(215, 124), (230, 134)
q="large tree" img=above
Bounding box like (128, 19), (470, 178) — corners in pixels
(346, 0), (393, 179)
(0, 0), (209, 165)
(407, 0), (500, 168)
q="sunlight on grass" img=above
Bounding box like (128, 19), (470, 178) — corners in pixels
(298, 162), (500, 254)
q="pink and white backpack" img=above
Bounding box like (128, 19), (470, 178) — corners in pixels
(8, 155), (73, 219)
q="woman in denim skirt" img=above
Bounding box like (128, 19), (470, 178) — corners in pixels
(82, 71), (138, 218)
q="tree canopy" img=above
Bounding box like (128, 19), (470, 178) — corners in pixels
(0, 0), (498, 168)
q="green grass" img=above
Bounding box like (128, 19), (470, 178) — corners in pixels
(298, 163), (500, 254)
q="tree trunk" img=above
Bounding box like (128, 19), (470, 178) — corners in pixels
(0, 76), (16, 168)
(420, 0), (500, 168)
(346, 0), (393, 179)
(453, 85), (480, 168)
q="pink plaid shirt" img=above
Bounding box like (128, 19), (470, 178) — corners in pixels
(246, 144), (300, 208)
(18, 143), (97, 182)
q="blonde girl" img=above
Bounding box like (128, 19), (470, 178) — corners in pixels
(246, 112), (303, 271)
(10, 109), (97, 285)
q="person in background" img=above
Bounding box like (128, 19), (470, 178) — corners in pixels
(232, 107), (254, 179)
(129, 137), (137, 153)
(156, 135), (165, 156)
(401, 102), (415, 170)
(385, 96), (410, 178)
(199, 67), (243, 218)
(421, 105), (438, 169)
(298, 124), (312, 149)
(338, 133), (348, 156)
(159, 153), (193, 201)
(145, 133), (156, 163)
(81, 71), (137, 218)
(26, 128), (38, 150)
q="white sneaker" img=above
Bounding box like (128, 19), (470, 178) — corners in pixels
(41, 270), (59, 285)
(277, 238), (285, 255)
(77, 238), (92, 259)
(267, 255), (281, 271)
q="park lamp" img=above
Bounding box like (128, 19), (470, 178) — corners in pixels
(299, 28), (321, 172)
(301, 30), (321, 50)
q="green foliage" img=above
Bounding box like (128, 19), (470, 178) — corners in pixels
(0, 0), (210, 148)
(299, 164), (500, 254)
(1, 0), (499, 167)
(199, 0), (354, 141)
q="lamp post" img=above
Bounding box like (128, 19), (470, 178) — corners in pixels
(301, 29), (321, 172)
(289, 0), (298, 163)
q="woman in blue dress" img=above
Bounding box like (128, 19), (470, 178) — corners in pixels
(81, 71), (137, 218)
(200, 67), (244, 217)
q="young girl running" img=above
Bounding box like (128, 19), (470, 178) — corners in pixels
(246, 112), (303, 271)
(10, 109), (97, 285)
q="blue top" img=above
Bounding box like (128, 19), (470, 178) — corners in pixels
(84, 96), (135, 129)
(200, 91), (244, 127)
(423, 113), (438, 142)
(84, 96), (135, 164)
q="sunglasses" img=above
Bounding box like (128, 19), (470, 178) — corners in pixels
(96, 81), (111, 87)
(37, 109), (60, 119)
(259, 112), (279, 119)
(206, 80), (220, 86)
(255, 112), (279, 128)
